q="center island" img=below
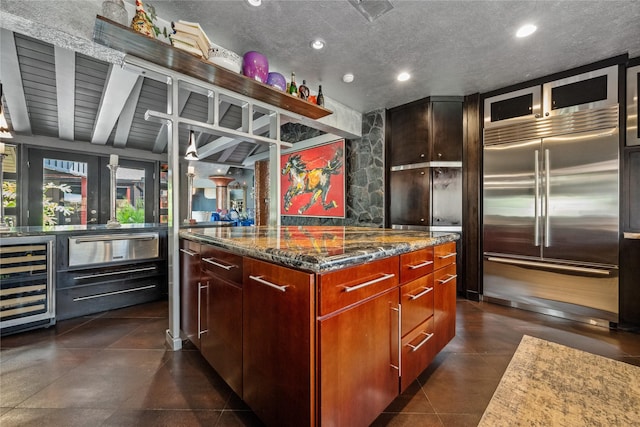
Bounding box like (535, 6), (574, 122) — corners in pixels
(178, 226), (459, 427)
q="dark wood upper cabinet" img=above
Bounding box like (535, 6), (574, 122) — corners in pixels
(388, 96), (463, 167)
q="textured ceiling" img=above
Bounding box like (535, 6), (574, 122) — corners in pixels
(147, 0), (640, 112)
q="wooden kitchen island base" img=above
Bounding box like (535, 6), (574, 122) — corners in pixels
(179, 226), (459, 427)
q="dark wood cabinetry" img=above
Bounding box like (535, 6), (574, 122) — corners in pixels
(389, 167), (430, 226)
(388, 96), (463, 167)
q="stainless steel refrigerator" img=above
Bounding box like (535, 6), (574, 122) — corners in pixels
(482, 106), (620, 326)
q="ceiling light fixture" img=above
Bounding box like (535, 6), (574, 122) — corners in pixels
(397, 72), (411, 82)
(342, 73), (354, 83)
(184, 131), (199, 161)
(246, 0), (262, 7)
(516, 24), (537, 38)
(311, 39), (325, 50)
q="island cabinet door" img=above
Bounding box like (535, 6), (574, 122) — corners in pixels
(179, 239), (202, 349)
(200, 245), (243, 397)
(243, 258), (315, 427)
(318, 287), (400, 427)
(434, 261), (457, 353)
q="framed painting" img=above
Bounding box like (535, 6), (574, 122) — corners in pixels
(280, 139), (345, 218)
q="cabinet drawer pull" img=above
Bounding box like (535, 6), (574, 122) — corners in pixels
(179, 248), (198, 257)
(438, 252), (457, 259)
(203, 257), (237, 270)
(249, 275), (288, 293)
(72, 284), (156, 301)
(437, 274), (457, 285)
(73, 266), (157, 280)
(407, 286), (433, 300)
(407, 331), (434, 352)
(343, 273), (395, 293)
(408, 260), (433, 270)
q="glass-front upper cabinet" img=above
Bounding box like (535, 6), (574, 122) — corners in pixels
(483, 86), (542, 129)
(627, 64), (640, 146)
(542, 65), (618, 118)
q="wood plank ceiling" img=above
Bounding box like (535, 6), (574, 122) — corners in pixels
(0, 30), (270, 165)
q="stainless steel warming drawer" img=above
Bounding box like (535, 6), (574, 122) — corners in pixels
(68, 233), (159, 267)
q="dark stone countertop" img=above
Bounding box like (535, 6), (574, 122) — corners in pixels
(0, 223), (166, 238)
(180, 225), (459, 273)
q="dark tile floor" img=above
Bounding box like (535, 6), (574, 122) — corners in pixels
(1, 299), (639, 427)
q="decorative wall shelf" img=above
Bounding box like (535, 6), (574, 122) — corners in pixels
(93, 15), (333, 120)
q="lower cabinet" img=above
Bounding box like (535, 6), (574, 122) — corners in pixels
(178, 238), (458, 427)
(243, 257), (315, 427)
(200, 245), (243, 397)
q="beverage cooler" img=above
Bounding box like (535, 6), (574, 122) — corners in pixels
(0, 235), (56, 334)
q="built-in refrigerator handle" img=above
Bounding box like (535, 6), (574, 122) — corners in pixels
(534, 150), (540, 247)
(544, 148), (551, 248)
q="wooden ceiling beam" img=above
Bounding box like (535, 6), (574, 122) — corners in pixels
(0, 29), (31, 135)
(113, 76), (143, 148)
(54, 46), (75, 141)
(91, 64), (139, 144)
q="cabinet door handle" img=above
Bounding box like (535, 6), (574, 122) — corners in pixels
(438, 252), (457, 259)
(437, 274), (457, 285)
(198, 283), (209, 338)
(342, 273), (395, 293)
(179, 248), (198, 257)
(249, 275), (288, 293)
(390, 304), (401, 372)
(407, 331), (434, 352)
(406, 286), (433, 300)
(203, 257), (238, 270)
(408, 260), (433, 270)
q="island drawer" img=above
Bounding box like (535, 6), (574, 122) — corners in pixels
(201, 244), (243, 285)
(400, 274), (434, 337)
(434, 242), (457, 270)
(317, 256), (399, 317)
(400, 248), (434, 284)
(401, 316), (436, 392)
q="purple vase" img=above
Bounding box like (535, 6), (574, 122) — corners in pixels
(242, 51), (269, 83)
(266, 72), (286, 91)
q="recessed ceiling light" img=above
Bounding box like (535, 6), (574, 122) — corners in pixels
(342, 73), (354, 83)
(516, 24), (537, 38)
(246, 0), (262, 7)
(311, 39), (325, 50)
(397, 72), (411, 82)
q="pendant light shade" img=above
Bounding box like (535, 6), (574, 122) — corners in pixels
(184, 130), (198, 161)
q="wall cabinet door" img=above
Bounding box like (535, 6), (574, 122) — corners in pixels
(243, 258), (314, 427)
(389, 167), (430, 226)
(389, 99), (430, 166)
(318, 288), (400, 427)
(431, 100), (463, 161)
(179, 239), (202, 348)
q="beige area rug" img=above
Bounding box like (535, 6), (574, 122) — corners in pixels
(479, 335), (640, 427)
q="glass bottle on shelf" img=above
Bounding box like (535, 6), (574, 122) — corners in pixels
(317, 85), (325, 107)
(288, 72), (298, 96)
(299, 79), (310, 100)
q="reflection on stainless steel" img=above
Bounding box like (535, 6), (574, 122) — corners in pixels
(69, 233), (159, 266)
(432, 167), (462, 227)
(627, 65), (640, 146)
(483, 105), (620, 324)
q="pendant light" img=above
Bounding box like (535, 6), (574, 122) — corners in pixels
(184, 130), (198, 160)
